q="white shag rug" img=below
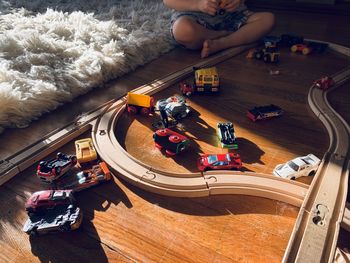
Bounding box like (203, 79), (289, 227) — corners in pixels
(0, 0), (175, 134)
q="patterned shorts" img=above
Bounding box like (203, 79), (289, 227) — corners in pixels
(170, 7), (253, 44)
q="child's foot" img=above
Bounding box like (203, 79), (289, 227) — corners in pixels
(201, 39), (221, 58)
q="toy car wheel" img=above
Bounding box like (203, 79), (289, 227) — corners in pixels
(165, 149), (176, 156)
(302, 47), (311, 55)
(263, 55), (270, 63)
(169, 135), (181, 143)
(55, 167), (62, 176)
(290, 176), (296, 180)
(30, 227), (38, 236)
(308, 170), (316, 176)
(140, 107), (150, 115)
(155, 143), (163, 150)
(255, 52), (262, 59)
(57, 152), (64, 159)
(60, 223), (71, 232)
(155, 129), (168, 137)
(127, 105), (137, 114)
(71, 156), (77, 164)
(291, 45), (298, 52)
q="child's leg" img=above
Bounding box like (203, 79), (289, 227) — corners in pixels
(172, 16), (231, 50)
(201, 12), (275, 58)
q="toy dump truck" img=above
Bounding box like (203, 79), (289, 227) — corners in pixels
(194, 67), (220, 93)
(126, 92), (155, 115)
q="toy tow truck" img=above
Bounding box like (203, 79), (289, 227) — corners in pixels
(247, 104), (283, 122)
(126, 92), (155, 115)
(217, 122), (238, 149)
(53, 162), (112, 192)
(156, 95), (191, 121)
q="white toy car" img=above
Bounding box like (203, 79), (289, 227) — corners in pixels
(273, 154), (321, 180)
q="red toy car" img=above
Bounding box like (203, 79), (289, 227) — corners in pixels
(197, 153), (242, 172)
(313, 76), (335, 90)
(25, 190), (76, 216)
(153, 128), (190, 156)
(37, 152), (77, 183)
(180, 82), (194, 96)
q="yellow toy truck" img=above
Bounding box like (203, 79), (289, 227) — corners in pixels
(75, 138), (97, 164)
(126, 92), (155, 115)
(194, 67), (220, 93)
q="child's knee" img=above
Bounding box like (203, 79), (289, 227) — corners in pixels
(262, 12), (275, 31)
(172, 17), (200, 48)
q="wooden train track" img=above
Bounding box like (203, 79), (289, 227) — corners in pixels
(0, 41), (349, 262)
(283, 66), (350, 263)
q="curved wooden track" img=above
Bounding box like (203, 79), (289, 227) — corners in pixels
(92, 42), (350, 263)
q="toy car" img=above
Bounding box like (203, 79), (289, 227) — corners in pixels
(25, 190), (76, 216)
(156, 95), (190, 120)
(280, 34), (304, 47)
(126, 92), (155, 115)
(180, 82), (194, 97)
(194, 67), (220, 93)
(23, 204), (83, 236)
(197, 153), (242, 172)
(313, 76), (335, 90)
(250, 43), (280, 63)
(75, 138), (97, 164)
(37, 152), (77, 183)
(262, 35), (281, 47)
(247, 104), (283, 122)
(153, 128), (190, 156)
(217, 122), (238, 149)
(53, 162), (112, 192)
(306, 41), (328, 53)
(273, 154), (321, 180)
(291, 44), (312, 55)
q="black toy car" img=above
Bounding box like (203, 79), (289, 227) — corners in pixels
(247, 104), (283, 122)
(217, 122), (238, 149)
(280, 34), (304, 47)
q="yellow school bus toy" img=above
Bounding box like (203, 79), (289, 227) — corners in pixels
(194, 67), (220, 93)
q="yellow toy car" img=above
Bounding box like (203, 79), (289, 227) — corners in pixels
(75, 138), (97, 164)
(194, 67), (220, 93)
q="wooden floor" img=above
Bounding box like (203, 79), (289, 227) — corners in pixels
(0, 8), (350, 263)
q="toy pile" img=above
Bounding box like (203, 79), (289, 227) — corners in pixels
(126, 66), (286, 171)
(126, 44), (324, 178)
(23, 138), (112, 236)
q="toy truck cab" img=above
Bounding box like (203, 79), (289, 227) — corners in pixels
(126, 92), (155, 115)
(194, 67), (219, 93)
